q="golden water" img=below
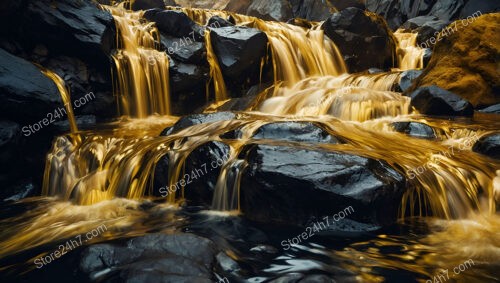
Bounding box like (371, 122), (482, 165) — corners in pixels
(2, 6), (499, 282)
(394, 29), (425, 70)
(40, 68), (79, 134)
(105, 4), (171, 117)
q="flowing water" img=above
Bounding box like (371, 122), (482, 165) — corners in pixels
(1, 4), (499, 283)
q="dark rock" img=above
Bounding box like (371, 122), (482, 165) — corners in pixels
(270, 273), (305, 283)
(239, 144), (406, 228)
(161, 34), (206, 64)
(422, 48), (432, 67)
(0, 121), (21, 164)
(207, 16), (234, 28)
(161, 112), (237, 136)
(289, 0), (336, 21)
(400, 16), (449, 47)
(3, 180), (37, 202)
(391, 121), (436, 139)
(80, 233), (218, 282)
(479, 104), (500, 114)
(130, 0), (165, 11)
(247, 0), (293, 22)
(460, 1), (500, 19)
(366, 0), (437, 30)
(286, 18), (313, 29)
(409, 86), (474, 116)
(322, 8), (397, 73)
(169, 60), (209, 93)
(183, 141), (231, 205)
(144, 10), (204, 41)
(0, 48), (62, 123)
(19, 0), (116, 65)
(368, 68), (385, 74)
(209, 26), (268, 81)
(299, 275), (336, 283)
(331, 0), (365, 11)
(428, 0), (465, 22)
(472, 133), (500, 160)
(153, 153), (171, 197)
(398, 69), (423, 92)
(252, 122), (341, 144)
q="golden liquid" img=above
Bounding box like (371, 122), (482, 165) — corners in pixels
(105, 4), (171, 117)
(394, 29), (425, 70)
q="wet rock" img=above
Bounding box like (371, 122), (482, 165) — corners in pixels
(153, 153), (171, 197)
(161, 112), (237, 136)
(479, 104), (500, 115)
(252, 122), (340, 144)
(322, 8), (397, 73)
(161, 34), (206, 64)
(397, 69), (423, 92)
(428, 0), (465, 22)
(270, 273), (305, 283)
(330, 0), (365, 11)
(144, 10), (204, 41)
(409, 86), (474, 117)
(239, 144), (406, 228)
(208, 16), (234, 28)
(366, 0), (442, 30)
(247, 0), (293, 22)
(209, 26), (268, 82)
(409, 14), (500, 107)
(3, 180), (37, 202)
(422, 48), (432, 67)
(80, 233), (218, 282)
(0, 121), (20, 164)
(391, 121), (436, 140)
(168, 60), (209, 115)
(289, 0), (336, 22)
(0, 48), (62, 123)
(299, 275), (336, 283)
(183, 141), (231, 205)
(400, 16), (449, 48)
(15, 0), (116, 65)
(472, 134), (500, 160)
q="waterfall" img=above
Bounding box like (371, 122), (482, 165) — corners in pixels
(394, 29), (425, 70)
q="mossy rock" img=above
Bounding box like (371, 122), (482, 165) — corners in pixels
(409, 13), (500, 107)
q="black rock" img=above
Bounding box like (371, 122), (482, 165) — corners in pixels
(239, 144), (406, 228)
(183, 141), (231, 205)
(400, 16), (449, 47)
(460, 0), (500, 19)
(322, 7), (396, 73)
(247, 0), (293, 22)
(252, 122), (341, 144)
(479, 104), (500, 114)
(161, 112), (237, 136)
(208, 16), (234, 28)
(130, 0), (165, 11)
(366, 0), (438, 30)
(3, 180), (37, 202)
(409, 86), (474, 117)
(472, 133), (500, 160)
(169, 60), (209, 93)
(18, 0), (116, 65)
(398, 69), (423, 92)
(209, 26), (268, 81)
(422, 48), (432, 67)
(391, 121), (436, 140)
(0, 120), (20, 164)
(428, 0), (465, 22)
(0, 48), (62, 123)
(161, 34), (206, 64)
(144, 10), (204, 41)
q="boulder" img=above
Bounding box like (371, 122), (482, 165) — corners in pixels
(184, 141), (231, 205)
(161, 34), (206, 64)
(472, 133), (500, 160)
(330, 0), (365, 11)
(144, 10), (204, 41)
(409, 85), (474, 116)
(15, 0), (115, 65)
(209, 26), (268, 82)
(131, 0), (165, 10)
(322, 8), (397, 73)
(168, 59), (209, 115)
(428, 0), (465, 22)
(252, 122), (341, 144)
(247, 0), (293, 22)
(289, 0), (336, 21)
(460, 0), (500, 19)
(207, 16), (234, 28)
(0, 48), (62, 123)
(365, 0), (434, 30)
(400, 16), (449, 47)
(161, 112), (237, 136)
(409, 14), (500, 107)
(391, 121), (436, 139)
(397, 69), (423, 92)
(239, 144), (406, 227)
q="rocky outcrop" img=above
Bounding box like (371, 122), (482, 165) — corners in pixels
(144, 9), (204, 41)
(239, 144), (407, 228)
(289, 0), (336, 21)
(409, 85), (474, 116)
(209, 26), (268, 84)
(410, 14), (500, 107)
(322, 8), (397, 73)
(400, 16), (449, 47)
(161, 112), (237, 136)
(252, 122), (341, 143)
(397, 70), (423, 92)
(472, 133), (500, 159)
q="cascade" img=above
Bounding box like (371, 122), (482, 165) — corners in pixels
(394, 29), (425, 70)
